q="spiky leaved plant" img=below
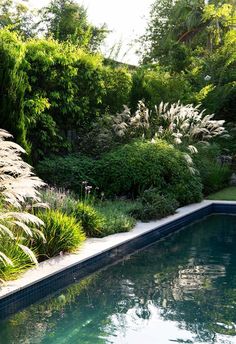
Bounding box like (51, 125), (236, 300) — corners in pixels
(0, 129), (45, 266)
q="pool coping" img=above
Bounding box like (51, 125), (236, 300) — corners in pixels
(1, 199), (236, 318)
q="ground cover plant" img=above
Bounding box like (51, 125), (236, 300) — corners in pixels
(94, 200), (138, 236)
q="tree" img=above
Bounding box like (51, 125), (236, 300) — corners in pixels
(0, 29), (29, 152)
(40, 0), (107, 52)
(0, 0), (35, 38)
(140, 0), (235, 71)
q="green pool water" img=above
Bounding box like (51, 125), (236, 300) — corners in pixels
(1, 214), (236, 344)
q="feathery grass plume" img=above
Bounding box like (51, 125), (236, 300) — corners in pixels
(0, 129), (45, 267)
(112, 101), (150, 139)
(155, 101), (226, 151)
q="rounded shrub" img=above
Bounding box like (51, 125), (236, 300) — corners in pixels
(95, 139), (203, 205)
(131, 188), (179, 221)
(36, 154), (95, 193)
(95, 200), (137, 236)
(73, 202), (104, 238)
(34, 210), (85, 259)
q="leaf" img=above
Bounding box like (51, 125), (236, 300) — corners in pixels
(18, 244), (38, 265)
(0, 252), (14, 266)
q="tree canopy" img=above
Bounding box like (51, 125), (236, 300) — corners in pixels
(39, 0), (108, 51)
(0, 0), (107, 51)
(141, 0), (236, 71)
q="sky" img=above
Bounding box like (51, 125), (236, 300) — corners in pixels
(28, 0), (153, 65)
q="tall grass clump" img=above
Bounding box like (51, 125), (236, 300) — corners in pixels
(193, 144), (231, 195)
(0, 129), (45, 272)
(73, 202), (104, 237)
(0, 239), (34, 281)
(34, 210), (85, 260)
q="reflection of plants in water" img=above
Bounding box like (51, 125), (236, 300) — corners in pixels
(2, 275), (98, 344)
(1, 215), (236, 343)
(171, 264), (226, 301)
(95, 215), (236, 341)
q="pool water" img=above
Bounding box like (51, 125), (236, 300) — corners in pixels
(1, 214), (236, 344)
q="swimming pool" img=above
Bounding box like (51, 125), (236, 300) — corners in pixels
(0, 213), (236, 343)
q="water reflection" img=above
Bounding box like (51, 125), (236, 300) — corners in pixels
(1, 214), (236, 344)
(171, 264), (226, 300)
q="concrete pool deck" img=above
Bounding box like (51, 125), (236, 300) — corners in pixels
(1, 199), (236, 317)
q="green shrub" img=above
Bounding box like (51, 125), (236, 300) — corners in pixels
(0, 29), (29, 152)
(130, 66), (193, 111)
(101, 66), (132, 114)
(34, 210), (85, 260)
(194, 145), (231, 195)
(95, 200), (138, 236)
(36, 154), (95, 193)
(131, 188), (179, 221)
(73, 202), (104, 237)
(95, 139), (203, 205)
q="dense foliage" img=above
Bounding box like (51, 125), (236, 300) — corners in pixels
(0, 0), (235, 283)
(37, 154), (95, 192)
(95, 139), (203, 204)
(139, 0), (236, 119)
(131, 188), (179, 221)
(73, 202), (104, 238)
(34, 210), (85, 259)
(0, 30), (29, 151)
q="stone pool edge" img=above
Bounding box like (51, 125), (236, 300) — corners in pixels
(1, 200), (236, 318)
